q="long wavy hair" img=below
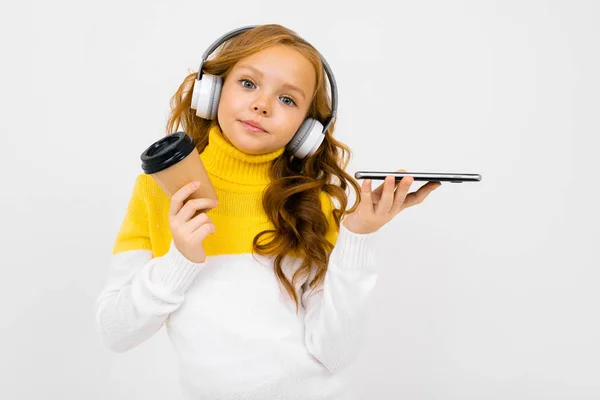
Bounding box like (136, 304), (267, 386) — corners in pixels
(166, 24), (361, 313)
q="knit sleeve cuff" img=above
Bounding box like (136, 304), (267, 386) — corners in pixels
(152, 242), (207, 293)
(329, 221), (378, 272)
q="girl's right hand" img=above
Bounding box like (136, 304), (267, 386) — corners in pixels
(168, 181), (218, 263)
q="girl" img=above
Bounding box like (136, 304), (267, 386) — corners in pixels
(94, 24), (440, 399)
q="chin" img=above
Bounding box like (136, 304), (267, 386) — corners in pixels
(229, 134), (267, 155)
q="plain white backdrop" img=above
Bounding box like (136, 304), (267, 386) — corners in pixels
(1, 0), (598, 398)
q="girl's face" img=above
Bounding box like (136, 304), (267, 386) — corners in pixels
(217, 44), (317, 155)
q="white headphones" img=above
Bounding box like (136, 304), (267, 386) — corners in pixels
(190, 25), (338, 159)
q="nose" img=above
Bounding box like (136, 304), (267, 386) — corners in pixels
(251, 95), (270, 116)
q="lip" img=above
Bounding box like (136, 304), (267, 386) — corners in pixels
(240, 120), (267, 133)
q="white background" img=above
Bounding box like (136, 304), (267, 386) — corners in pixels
(1, 0), (598, 398)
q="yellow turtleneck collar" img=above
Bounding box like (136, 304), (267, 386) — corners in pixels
(199, 122), (286, 190)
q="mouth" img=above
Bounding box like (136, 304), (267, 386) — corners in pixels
(239, 120), (267, 134)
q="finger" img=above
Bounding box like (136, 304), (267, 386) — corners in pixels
(371, 182), (385, 204)
(186, 212), (213, 234)
(394, 181), (440, 212)
(169, 181), (201, 217)
(190, 222), (216, 242)
(372, 181), (386, 198)
(358, 179), (375, 214)
(179, 198), (218, 222)
(376, 176), (398, 214)
(389, 174), (414, 213)
(372, 169), (406, 198)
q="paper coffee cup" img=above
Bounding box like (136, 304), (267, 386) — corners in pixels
(140, 132), (217, 213)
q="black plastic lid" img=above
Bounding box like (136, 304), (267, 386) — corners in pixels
(140, 132), (196, 174)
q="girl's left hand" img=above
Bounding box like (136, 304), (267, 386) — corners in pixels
(343, 169), (442, 234)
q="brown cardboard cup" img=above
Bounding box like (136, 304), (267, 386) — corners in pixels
(140, 132), (217, 215)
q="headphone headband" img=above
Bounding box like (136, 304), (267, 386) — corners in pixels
(196, 25), (338, 134)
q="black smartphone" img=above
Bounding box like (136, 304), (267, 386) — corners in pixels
(354, 171), (482, 183)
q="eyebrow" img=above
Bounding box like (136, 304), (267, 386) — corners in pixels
(237, 65), (307, 100)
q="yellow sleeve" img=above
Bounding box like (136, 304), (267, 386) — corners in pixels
(112, 174), (152, 254)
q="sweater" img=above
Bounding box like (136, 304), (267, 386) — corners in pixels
(94, 122), (379, 400)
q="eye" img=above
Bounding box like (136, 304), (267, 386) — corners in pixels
(239, 78), (255, 89)
(280, 96), (297, 107)
(239, 78), (297, 107)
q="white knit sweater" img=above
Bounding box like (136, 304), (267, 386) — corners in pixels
(95, 223), (378, 399)
(95, 123), (379, 399)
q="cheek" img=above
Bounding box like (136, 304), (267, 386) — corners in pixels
(219, 82), (241, 112)
(218, 88), (233, 112)
(279, 117), (304, 143)
(287, 112), (308, 133)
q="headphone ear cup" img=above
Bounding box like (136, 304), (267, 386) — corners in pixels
(208, 76), (223, 120)
(191, 78), (202, 111)
(191, 74), (223, 120)
(287, 118), (325, 159)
